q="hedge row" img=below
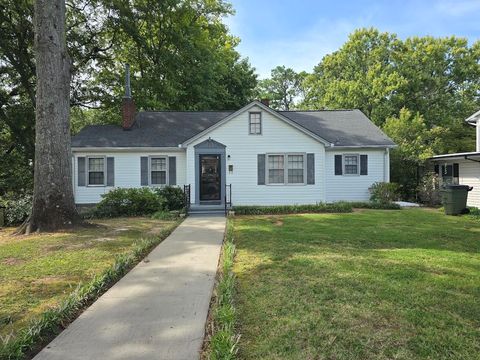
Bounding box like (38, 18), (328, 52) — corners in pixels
(232, 201), (400, 215)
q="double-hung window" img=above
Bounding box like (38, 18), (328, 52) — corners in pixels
(268, 154), (284, 184)
(249, 112), (262, 134)
(150, 157), (167, 185)
(287, 154), (304, 184)
(343, 154), (359, 175)
(267, 153), (305, 185)
(88, 157), (105, 185)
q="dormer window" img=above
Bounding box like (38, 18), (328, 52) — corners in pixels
(249, 112), (262, 135)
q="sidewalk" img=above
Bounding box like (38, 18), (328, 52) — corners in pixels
(34, 215), (226, 360)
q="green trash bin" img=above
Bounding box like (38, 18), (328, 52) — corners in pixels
(440, 184), (473, 215)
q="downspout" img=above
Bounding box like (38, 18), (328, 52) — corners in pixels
(476, 119), (480, 152)
(384, 148), (390, 182)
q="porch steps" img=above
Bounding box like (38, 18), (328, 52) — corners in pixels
(189, 205), (229, 216)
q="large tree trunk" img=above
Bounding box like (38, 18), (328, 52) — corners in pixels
(21, 0), (79, 233)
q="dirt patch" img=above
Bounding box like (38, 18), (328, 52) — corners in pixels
(2, 257), (25, 266)
(274, 220), (284, 226)
(93, 237), (116, 242)
(148, 226), (168, 235)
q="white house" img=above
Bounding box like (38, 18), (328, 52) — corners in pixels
(430, 110), (480, 208)
(71, 69), (395, 209)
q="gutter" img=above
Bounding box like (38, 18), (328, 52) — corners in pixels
(71, 146), (185, 152)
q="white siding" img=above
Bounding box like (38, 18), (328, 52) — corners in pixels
(186, 105), (327, 205)
(73, 150), (186, 204)
(325, 150), (389, 202)
(459, 161), (480, 208)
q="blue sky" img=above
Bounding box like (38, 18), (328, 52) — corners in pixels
(225, 0), (480, 78)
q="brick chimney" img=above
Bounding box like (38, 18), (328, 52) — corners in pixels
(260, 98), (270, 107)
(122, 64), (136, 130)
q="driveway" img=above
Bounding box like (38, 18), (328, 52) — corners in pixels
(34, 215), (226, 360)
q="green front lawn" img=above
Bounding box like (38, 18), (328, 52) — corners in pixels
(233, 209), (480, 359)
(0, 217), (180, 339)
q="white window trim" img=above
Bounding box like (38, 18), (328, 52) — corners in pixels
(86, 155), (107, 187)
(149, 155), (169, 187)
(265, 152), (307, 185)
(342, 153), (360, 176)
(248, 112), (262, 135)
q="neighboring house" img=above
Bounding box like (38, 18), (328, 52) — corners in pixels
(71, 69), (395, 208)
(430, 110), (480, 208)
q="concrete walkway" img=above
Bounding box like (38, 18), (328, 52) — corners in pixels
(34, 215), (226, 360)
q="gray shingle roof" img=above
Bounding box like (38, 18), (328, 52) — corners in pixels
(71, 108), (395, 148)
(71, 111), (233, 148)
(279, 109), (395, 147)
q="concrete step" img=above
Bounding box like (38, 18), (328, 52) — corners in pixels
(188, 205), (229, 216)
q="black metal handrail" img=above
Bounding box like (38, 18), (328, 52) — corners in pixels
(183, 184), (191, 215)
(225, 184), (232, 216)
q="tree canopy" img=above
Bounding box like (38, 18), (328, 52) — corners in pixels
(255, 66), (306, 110)
(300, 28), (480, 198)
(0, 0), (257, 195)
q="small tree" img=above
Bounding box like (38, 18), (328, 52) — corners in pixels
(417, 171), (441, 206)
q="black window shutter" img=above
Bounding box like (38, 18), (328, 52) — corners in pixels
(307, 153), (315, 184)
(453, 163), (459, 178)
(78, 157), (86, 186)
(258, 154), (265, 185)
(360, 155), (368, 175)
(334, 155), (342, 175)
(141, 157), (149, 186)
(107, 157), (115, 186)
(434, 164), (439, 174)
(169, 157), (176, 185)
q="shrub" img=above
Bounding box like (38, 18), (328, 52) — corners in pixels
(93, 188), (164, 218)
(154, 186), (185, 211)
(0, 192), (32, 226)
(369, 182), (400, 204)
(233, 202), (353, 215)
(416, 171), (441, 206)
(151, 210), (184, 220)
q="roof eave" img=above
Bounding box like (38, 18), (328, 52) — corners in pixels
(325, 144), (397, 150)
(465, 109), (480, 124)
(71, 146), (184, 152)
(430, 152), (480, 160)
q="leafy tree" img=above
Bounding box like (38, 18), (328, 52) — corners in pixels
(302, 28), (480, 199)
(0, 0), (257, 194)
(303, 28), (406, 125)
(256, 66), (306, 110)
(96, 0), (256, 112)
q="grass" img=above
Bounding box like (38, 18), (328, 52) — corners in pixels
(232, 208), (480, 359)
(0, 217), (180, 342)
